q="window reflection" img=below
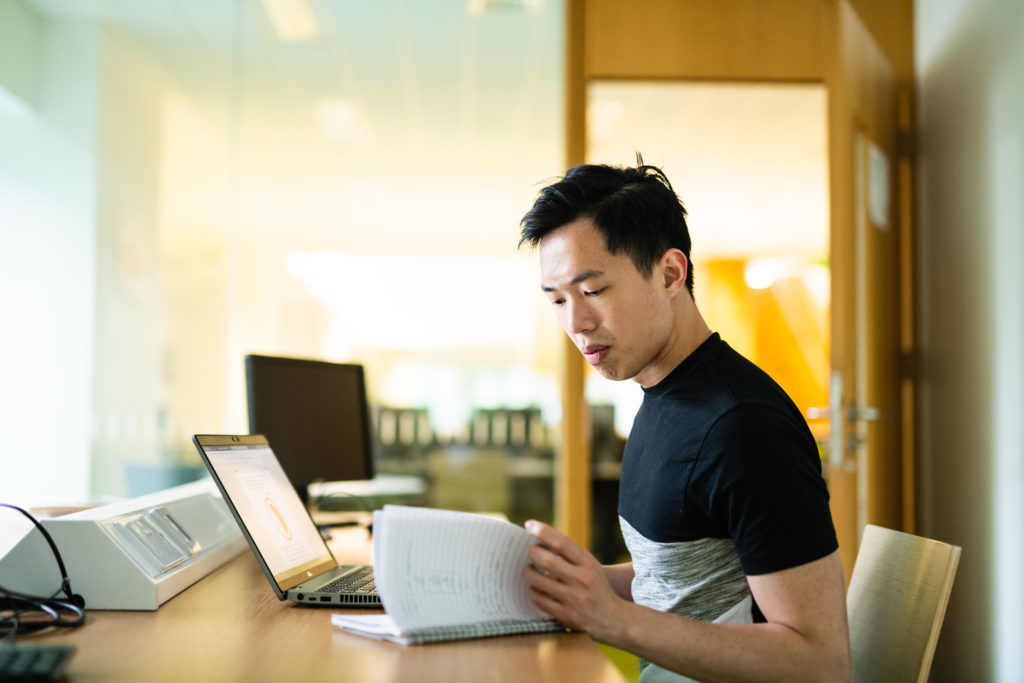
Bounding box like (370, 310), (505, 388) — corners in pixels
(0, 0), (565, 519)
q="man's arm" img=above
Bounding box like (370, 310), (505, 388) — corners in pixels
(603, 562), (634, 602)
(524, 521), (850, 683)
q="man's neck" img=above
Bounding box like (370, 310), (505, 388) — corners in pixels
(672, 309), (713, 369)
(634, 300), (712, 388)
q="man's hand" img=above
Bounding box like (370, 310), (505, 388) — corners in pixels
(522, 520), (629, 642)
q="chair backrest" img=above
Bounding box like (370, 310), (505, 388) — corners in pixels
(847, 524), (961, 683)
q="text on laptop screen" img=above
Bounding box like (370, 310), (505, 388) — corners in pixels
(203, 443), (334, 584)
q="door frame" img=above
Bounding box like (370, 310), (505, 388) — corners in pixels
(561, 0), (914, 574)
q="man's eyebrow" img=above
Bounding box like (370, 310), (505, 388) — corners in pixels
(541, 269), (605, 292)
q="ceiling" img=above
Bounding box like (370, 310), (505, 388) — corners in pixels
(24, 0), (564, 255)
(24, 0), (827, 259)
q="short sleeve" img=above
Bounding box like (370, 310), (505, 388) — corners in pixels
(694, 404), (838, 576)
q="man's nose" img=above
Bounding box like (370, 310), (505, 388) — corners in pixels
(566, 299), (596, 335)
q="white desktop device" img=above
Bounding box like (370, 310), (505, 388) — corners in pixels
(0, 479), (246, 610)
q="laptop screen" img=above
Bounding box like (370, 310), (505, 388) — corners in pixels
(196, 436), (336, 591)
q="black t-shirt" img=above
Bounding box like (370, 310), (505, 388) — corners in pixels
(618, 333), (838, 576)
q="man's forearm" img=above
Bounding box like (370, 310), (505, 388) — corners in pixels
(526, 523), (849, 682)
(598, 552), (850, 683)
(609, 603), (849, 683)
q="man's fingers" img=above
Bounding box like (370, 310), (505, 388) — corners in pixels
(525, 519), (589, 565)
(524, 566), (576, 625)
(528, 541), (582, 586)
(524, 563), (560, 592)
(527, 585), (574, 626)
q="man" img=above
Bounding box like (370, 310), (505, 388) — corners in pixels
(518, 159), (850, 682)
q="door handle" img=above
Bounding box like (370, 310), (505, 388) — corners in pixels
(805, 372), (881, 467)
(806, 372), (845, 467)
(847, 406), (880, 421)
(807, 406), (879, 421)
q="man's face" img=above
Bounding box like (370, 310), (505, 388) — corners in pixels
(538, 217), (678, 385)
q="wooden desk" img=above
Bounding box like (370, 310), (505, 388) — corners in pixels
(41, 527), (626, 682)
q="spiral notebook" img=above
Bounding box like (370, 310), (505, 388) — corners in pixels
(331, 505), (562, 644)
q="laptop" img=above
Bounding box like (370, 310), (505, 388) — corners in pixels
(192, 434), (381, 607)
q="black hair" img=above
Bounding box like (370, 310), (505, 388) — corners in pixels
(518, 154), (693, 295)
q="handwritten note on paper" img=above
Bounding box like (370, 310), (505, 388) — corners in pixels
(372, 506), (546, 632)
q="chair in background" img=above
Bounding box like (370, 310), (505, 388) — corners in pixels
(846, 524), (961, 683)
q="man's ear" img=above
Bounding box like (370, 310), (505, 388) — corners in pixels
(660, 249), (689, 297)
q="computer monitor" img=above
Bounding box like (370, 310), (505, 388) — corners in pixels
(244, 354), (375, 502)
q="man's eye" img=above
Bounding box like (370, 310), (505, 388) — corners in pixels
(551, 298), (565, 306)
(584, 288), (606, 297)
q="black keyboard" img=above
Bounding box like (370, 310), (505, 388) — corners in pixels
(0, 644), (76, 682)
(322, 566), (377, 594)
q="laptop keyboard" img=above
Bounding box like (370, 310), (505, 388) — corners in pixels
(322, 566), (377, 594)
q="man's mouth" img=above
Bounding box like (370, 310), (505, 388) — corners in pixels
(581, 345), (610, 365)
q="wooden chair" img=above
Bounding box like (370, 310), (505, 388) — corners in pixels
(846, 524), (962, 682)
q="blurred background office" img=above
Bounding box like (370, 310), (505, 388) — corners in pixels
(1, 1), (1022, 680)
(0, 0), (831, 526)
(0, 0), (570, 507)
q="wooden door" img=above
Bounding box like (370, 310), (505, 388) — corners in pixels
(825, 1), (904, 581)
(568, 1), (912, 564)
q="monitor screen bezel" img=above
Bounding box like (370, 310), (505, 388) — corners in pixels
(244, 354), (376, 496)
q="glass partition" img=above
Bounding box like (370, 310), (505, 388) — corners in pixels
(0, 0), (565, 519)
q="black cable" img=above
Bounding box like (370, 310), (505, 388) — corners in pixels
(311, 490), (372, 515)
(0, 504), (86, 641)
(309, 491), (374, 539)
